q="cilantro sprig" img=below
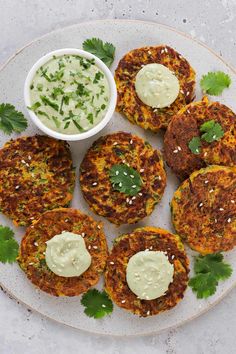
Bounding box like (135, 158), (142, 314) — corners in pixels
(81, 289), (113, 319)
(0, 225), (19, 264)
(189, 253), (232, 299)
(109, 164), (142, 196)
(188, 119), (224, 154)
(200, 71), (231, 96)
(200, 119), (224, 143)
(188, 136), (201, 154)
(0, 103), (28, 134)
(82, 38), (115, 67)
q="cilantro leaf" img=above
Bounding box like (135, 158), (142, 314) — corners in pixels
(200, 71), (231, 95)
(109, 164), (142, 196)
(0, 103), (28, 134)
(81, 289), (113, 319)
(0, 225), (19, 263)
(83, 38), (115, 67)
(200, 120), (224, 143)
(188, 136), (201, 154)
(189, 273), (218, 299)
(189, 253), (233, 299)
(195, 253), (233, 280)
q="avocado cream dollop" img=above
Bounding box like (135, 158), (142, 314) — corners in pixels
(126, 250), (174, 300)
(45, 231), (91, 277)
(135, 63), (179, 108)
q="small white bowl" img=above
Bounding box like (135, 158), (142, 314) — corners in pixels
(24, 48), (117, 141)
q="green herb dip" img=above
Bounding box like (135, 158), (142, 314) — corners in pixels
(29, 55), (110, 134)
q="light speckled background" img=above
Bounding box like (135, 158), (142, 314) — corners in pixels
(0, 1), (236, 353)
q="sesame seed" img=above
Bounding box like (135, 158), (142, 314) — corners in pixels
(149, 246), (153, 250)
(209, 189), (214, 193)
(146, 310), (150, 315)
(130, 175), (134, 178)
(171, 255), (175, 259)
(153, 108), (158, 112)
(34, 242), (38, 246)
(129, 200), (133, 205)
(29, 262), (34, 265)
(177, 146), (182, 151)
(138, 193), (143, 196)
(21, 160), (26, 164)
(113, 142), (118, 145)
(110, 261), (114, 265)
(130, 139), (133, 144)
(88, 245), (91, 249)
(92, 182), (97, 186)
(215, 218), (217, 223)
(219, 208), (224, 211)
(231, 200), (235, 204)
(121, 300), (126, 303)
(132, 196), (136, 200)
(115, 170), (119, 175)
(140, 168), (145, 173)
(158, 176), (162, 180)
(186, 91), (190, 96)
(213, 135), (216, 139)
(15, 185), (20, 189)
(186, 109), (190, 114)
(132, 185), (137, 188)
(43, 252), (45, 255)
(81, 232), (85, 237)
(228, 218), (231, 223)
(199, 202), (203, 207)
(204, 152), (208, 157)
(180, 89), (184, 94)
(123, 172), (128, 176)
(126, 198), (130, 203)
(205, 180), (209, 184)
(173, 149), (178, 153)
(164, 47), (168, 53)
(28, 156), (32, 160)
(161, 49), (165, 54)
(93, 246), (98, 249)
(97, 225), (101, 229)
(148, 50), (152, 55)
(102, 304), (106, 308)
(119, 182), (122, 187)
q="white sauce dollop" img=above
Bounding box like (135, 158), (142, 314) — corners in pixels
(126, 250), (174, 300)
(135, 63), (180, 108)
(45, 231), (91, 277)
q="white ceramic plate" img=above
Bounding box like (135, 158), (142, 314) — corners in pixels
(0, 20), (235, 336)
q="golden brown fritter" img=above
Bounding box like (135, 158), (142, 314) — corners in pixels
(18, 208), (108, 296)
(0, 135), (75, 226)
(171, 165), (236, 255)
(79, 132), (166, 225)
(115, 45), (196, 132)
(105, 227), (189, 317)
(164, 96), (236, 180)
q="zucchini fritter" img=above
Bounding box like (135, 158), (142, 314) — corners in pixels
(18, 208), (108, 296)
(80, 132), (166, 225)
(164, 96), (236, 180)
(115, 45), (196, 132)
(105, 227), (189, 317)
(171, 165), (236, 254)
(0, 135), (75, 226)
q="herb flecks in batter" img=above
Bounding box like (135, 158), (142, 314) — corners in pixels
(188, 136), (201, 154)
(109, 164), (142, 196)
(82, 38), (116, 67)
(200, 71), (231, 96)
(81, 288), (113, 318)
(0, 103), (28, 134)
(200, 119), (224, 143)
(0, 225), (19, 263)
(189, 253), (232, 298)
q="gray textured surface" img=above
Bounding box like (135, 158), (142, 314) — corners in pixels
(0, 1), (236, 353)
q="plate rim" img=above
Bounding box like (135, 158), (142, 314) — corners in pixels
(0, 18), (235, 337)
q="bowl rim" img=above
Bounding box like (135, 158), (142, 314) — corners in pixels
(24, 48), (117, 141)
